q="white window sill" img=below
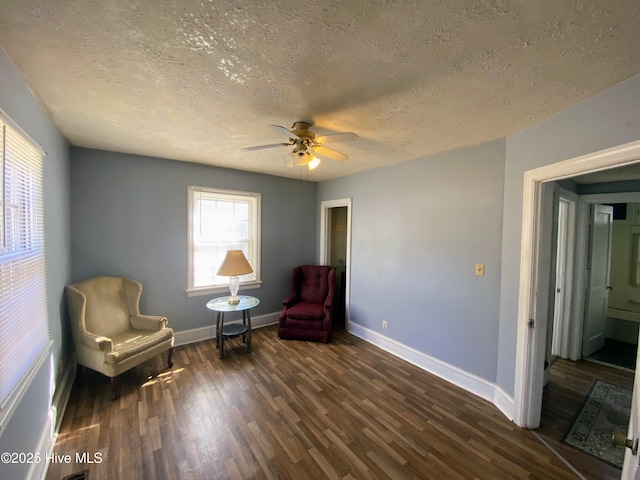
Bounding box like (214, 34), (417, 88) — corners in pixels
(186, 280), (263, 298)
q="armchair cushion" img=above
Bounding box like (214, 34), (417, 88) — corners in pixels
(105, 328), (174, 364)
(285, 302), (325, 321)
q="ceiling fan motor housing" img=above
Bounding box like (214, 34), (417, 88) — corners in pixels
(292, 143), (307, 156)
(291, 121), (315, 143)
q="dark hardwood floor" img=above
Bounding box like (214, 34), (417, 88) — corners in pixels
(46, 326), (622, 480)
(537, 357), (634, 480)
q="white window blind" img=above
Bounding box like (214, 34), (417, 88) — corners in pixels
(187, 186), (261, 295)
(0, 113), (48, 412)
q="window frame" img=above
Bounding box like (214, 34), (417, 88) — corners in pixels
(0, 109), (51, 431)
(186, 185), (262, 297)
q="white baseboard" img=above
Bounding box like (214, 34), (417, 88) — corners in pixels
(348, 322), (515, 420)
(174, 311), (280, 346)
(493, 385), (515, 421)
(52, 359), (76, 433)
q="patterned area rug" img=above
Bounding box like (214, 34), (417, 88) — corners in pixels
(563, 380), (632, 469)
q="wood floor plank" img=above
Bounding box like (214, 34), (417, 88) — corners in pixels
(46, 326), (618, 479)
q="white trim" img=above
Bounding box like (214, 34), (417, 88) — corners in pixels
(514, 139), (640, 428)
(186, 186), (262, 293)
(493, 386), (515, 421)
(0, 340), (52, 433)
(173, 311), (280, 346)
(51, 360), (76, 434)
(0, 107), (46, 155)
(174, 325), (214, 346)
(348, 322), (514, 419)
(319, 198), (353, 330)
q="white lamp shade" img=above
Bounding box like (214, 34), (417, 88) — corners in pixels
(217, 250), (253, 276)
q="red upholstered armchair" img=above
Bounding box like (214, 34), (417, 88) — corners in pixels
(278, 265), (336, 343)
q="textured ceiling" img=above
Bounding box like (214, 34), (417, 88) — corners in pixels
(1, 0), (640, 181)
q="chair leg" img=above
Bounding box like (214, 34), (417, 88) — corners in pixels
(110, 377), (119, 400)
(167, 347), (174, 368)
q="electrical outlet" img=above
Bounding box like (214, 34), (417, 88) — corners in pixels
(382, 320), (388, 330)
(475, 263), (485, 276)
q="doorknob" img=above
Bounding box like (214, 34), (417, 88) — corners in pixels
(606, 286), (613, 290)
(612, 433), (639, 455)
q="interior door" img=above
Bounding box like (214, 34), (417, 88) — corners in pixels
(551, 196), (576, 358)
(329, 207), (348, 328)
(551, 197), (569, 356)
(621, 330), (640, 479)
(582, 204), (614, 357)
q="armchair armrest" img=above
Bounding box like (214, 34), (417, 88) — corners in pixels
(94, 336), (114, 352)
(78, 331), (113, 352)
(324, 293), (334, 310)
(130, 314), (167, 331)
(282, 294), (299, 307)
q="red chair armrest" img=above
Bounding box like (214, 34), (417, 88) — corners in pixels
(283, 294), (299, 307)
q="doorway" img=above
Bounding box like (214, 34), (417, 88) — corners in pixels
(582, 202), (640, 371)
(514, 139), (640, 429)
(540, 196), (640, 478)
(320, 198), (352, 331)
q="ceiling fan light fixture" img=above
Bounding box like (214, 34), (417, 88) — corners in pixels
(308, 156), (321, 170)
(242, 121), (358, 171)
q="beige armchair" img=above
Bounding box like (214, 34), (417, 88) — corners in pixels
(66, 276), (174, 399)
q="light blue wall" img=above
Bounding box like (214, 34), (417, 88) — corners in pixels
(70, 148), (317, 329)
(318, 140), (506, 381)
(0, 47), (71, 479)
(497, 74), (640, 395)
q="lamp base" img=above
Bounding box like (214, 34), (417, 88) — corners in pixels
(227, 295), (240, 305)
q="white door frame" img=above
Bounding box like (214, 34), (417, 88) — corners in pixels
(514, 139), (640, 428)
(320, 198), (353, 331)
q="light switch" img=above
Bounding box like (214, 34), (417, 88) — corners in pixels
(475, 264), (485, 276)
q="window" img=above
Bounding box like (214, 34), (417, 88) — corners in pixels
(0, 111), (49, 427)
(187, 186), (261, 296)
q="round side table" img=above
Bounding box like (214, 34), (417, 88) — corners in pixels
(206, 295), (260, 359)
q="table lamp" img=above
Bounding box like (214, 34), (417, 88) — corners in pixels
(217, 250), (253, 304)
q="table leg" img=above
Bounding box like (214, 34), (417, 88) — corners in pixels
(247, 310), (252, 353)
(219, 312), (225, 359)
(215, 311), (222, 348)
(242, 311), (247, 344)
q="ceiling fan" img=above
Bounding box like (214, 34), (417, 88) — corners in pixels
(242, 121), (358, 169)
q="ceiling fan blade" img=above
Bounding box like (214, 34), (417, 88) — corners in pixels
(314, 132), (358, 144)
(312, 145), (349, 162)
(269, 124), (301, 140)
(241, 143), (289, 151)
